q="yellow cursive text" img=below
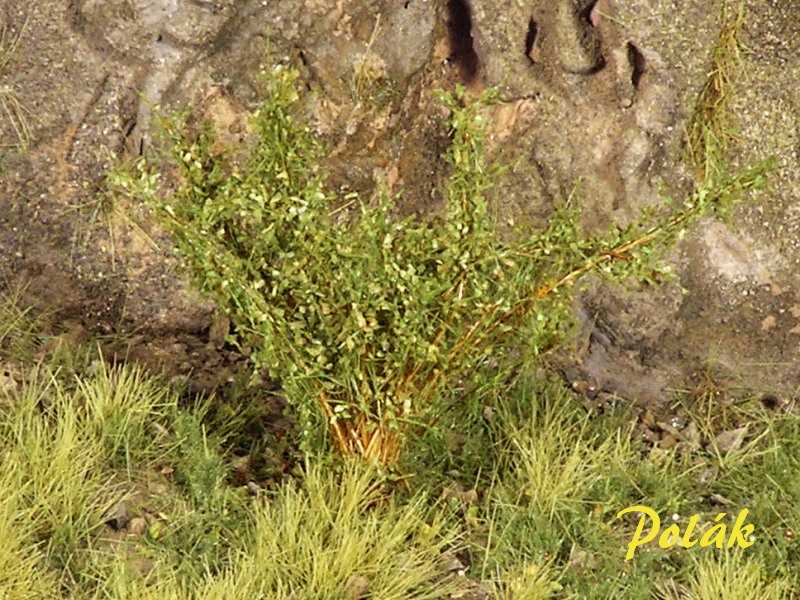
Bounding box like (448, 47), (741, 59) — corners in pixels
(616, 504), (755, 560)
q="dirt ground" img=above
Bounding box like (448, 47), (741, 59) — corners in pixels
(0, 0), (798, 412)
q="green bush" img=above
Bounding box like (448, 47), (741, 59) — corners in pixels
(147, 66), (770, 464)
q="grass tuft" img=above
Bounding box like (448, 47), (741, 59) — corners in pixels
(489, 562), (562, 600)
(1, 371), (123, 584)
(79, 359), (174, 474)
(684, 552), (791, 600)
(502, 381), (635, 523)
(0, 286), (39, 361)
(225, 462), (459, 599)
(685, 1), (746, 185)
(0, 468), (58, 599)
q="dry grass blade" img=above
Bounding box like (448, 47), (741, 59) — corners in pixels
(0, 91), (33, 149)
(0, 18), (28, 75)
(685, 1), (746, 183)
(352, 14), (383, 101)
(0, 14), (32, 151)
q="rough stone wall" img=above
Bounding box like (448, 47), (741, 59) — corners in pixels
(0, 0), (797, 405)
